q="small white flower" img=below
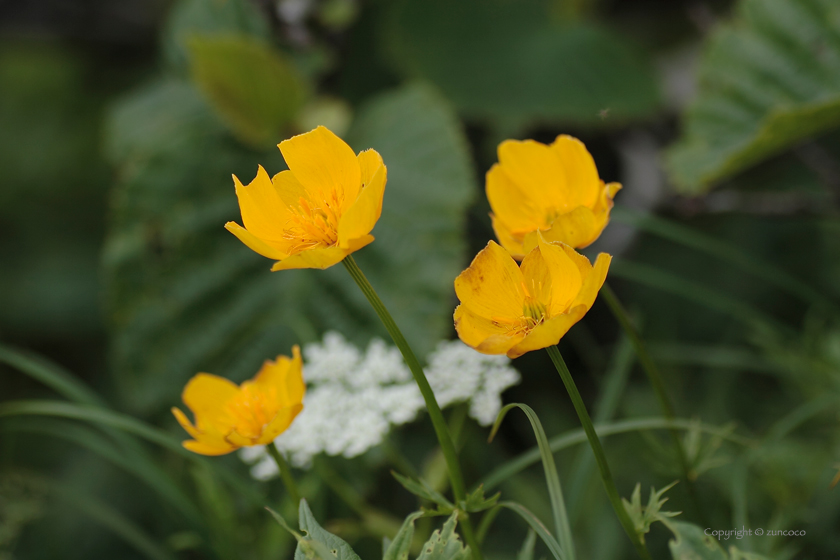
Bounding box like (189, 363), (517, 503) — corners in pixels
(239, 333), (520, 478)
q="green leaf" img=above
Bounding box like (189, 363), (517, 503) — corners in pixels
(666, 521), (771, 560)
(383, 511), (424, 560)
(516, 530), (537, 560)
(666, 0), (840, 192)
(490, 403), (575, 560)
(498, 502), (566, 560)
(621, 481), (681, 545)
(383, 0), (659, 129)
(163, 0), (270, 69)
(103, 81), (474, 415)
(296, 499), (363, 560)
(462, 485), (500, 513)
(188, 35), (307, 147)
(416, 511), (470, 560)
(392, 471), (454, 511)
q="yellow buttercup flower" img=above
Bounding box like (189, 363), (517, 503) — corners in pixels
(172, 347), (305, 456)
(454, 237), (610, 359)
(225, 126), (387, 270)
(487, 135), (621, 259)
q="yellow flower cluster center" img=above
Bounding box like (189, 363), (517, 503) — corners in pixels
(223, 383), (279, 440)
(282, 189), (344, 253)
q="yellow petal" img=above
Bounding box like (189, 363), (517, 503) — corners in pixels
(337, 163), (386, 247)
(507, 307), (587, 359)
(269, 245), (355, 271)
(454, 305), (523, 355)
(172, 407), (201, 439)
(358, 149), (384, 190)
(549, 135), (601, 209)
(491, 214), (526, 260)
(253, 346), (305, 408)
(537, 206), (599, 249)
(497, 140), (569, 213)
(272, 169), (308, 209)
(569, 253), (611, 311)
(257, 404), (303, 444)
(486, 164), (544, 232)
(454, 241), (525, 321)
(233, 166), (289, 241)
(278, 126), (361, 203)
(224, 429), (253, 448)
(530, 237), (582, 316)
(183, 439), (237, 456)
(182, 373), (240, 431)
(225, 221), (289, 260)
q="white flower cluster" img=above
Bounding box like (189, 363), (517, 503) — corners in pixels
(240, 332), (520, 479)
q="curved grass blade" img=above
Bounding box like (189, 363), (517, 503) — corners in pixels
(0, 344), (104, 406)
(516, 529), (537, 560)
(612, 206), (839, 315)
(482, 418), (754, 492)
(0, 400), (264, 507)
(1, 420), (201, 525)
(475, 505), (501, 546)
(490, 403), (574, 560)
(498, 502), (565, 560)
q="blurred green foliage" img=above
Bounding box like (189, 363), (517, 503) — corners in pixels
(2, 0), (840, 559)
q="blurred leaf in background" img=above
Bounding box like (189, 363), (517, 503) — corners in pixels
(666, 0), (840, 193)
(383, 0), (661, 132)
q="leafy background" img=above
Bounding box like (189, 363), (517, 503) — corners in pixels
(2, 0), (840, 559)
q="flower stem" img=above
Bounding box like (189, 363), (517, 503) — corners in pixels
(600, 283), (706, 522)
(342, 255), (481, 559)
(546, 345), (651, 560)
(267, 443), (300, 506)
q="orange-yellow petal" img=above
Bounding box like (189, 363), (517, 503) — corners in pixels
(532, 237), (583, 316)
(358, 149), (384, 191)
(233, 166), (289, 241)
(507, 307), (588, 359)
(171, 407), (201, 439)
(569, 253), (611, 311)
(272, 169), (308, 209)
(278, 126), (361, 203)
(454, 240), (525, 321)
(225, 222), (289, 260)
(454, 305), (523, 355)
(497, 140), (569, 214)
(182, 373), (240, 431)
(183, 439), (237, 456)
(337, 163), (386, 247)
(531, 206), (599, 250)
(491, 214), (526, 260)
(269, 245), (354, 271)
(549, 135), (600, 209)
(486, 164), (543, 233)
(257, 405), (303, 445)
(253, 346), (305, 408)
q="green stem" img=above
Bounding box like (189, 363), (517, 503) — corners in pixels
(600, 283), (706, 522)
(342, 255), (481, 560)
(267, 443), (300, 506)
(546, 345), (651, 560)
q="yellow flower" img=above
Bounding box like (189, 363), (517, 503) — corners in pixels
(487, 135), (621, 259)
(225, 126), (387, 270)
(454, 237), (610, 359)
(171, 347), (305, 456)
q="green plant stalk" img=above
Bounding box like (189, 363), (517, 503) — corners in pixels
(546, 345), (651, 560)
(342, 255), (481, 560)
(267, 443), (301, 506)
(600, 283), (706, 522)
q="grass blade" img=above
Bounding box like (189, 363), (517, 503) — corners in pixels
(498, 501), (565, 560)
(490, 403), (575, 560)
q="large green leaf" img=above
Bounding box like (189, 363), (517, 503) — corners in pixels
(188, 35), (307, 148)
(103, 81), (474, 416)
(666, 0), (840, 193)
(666, 521), (771, 560)
(383, 0), (659, 129)
(296, 500), (363, 560)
